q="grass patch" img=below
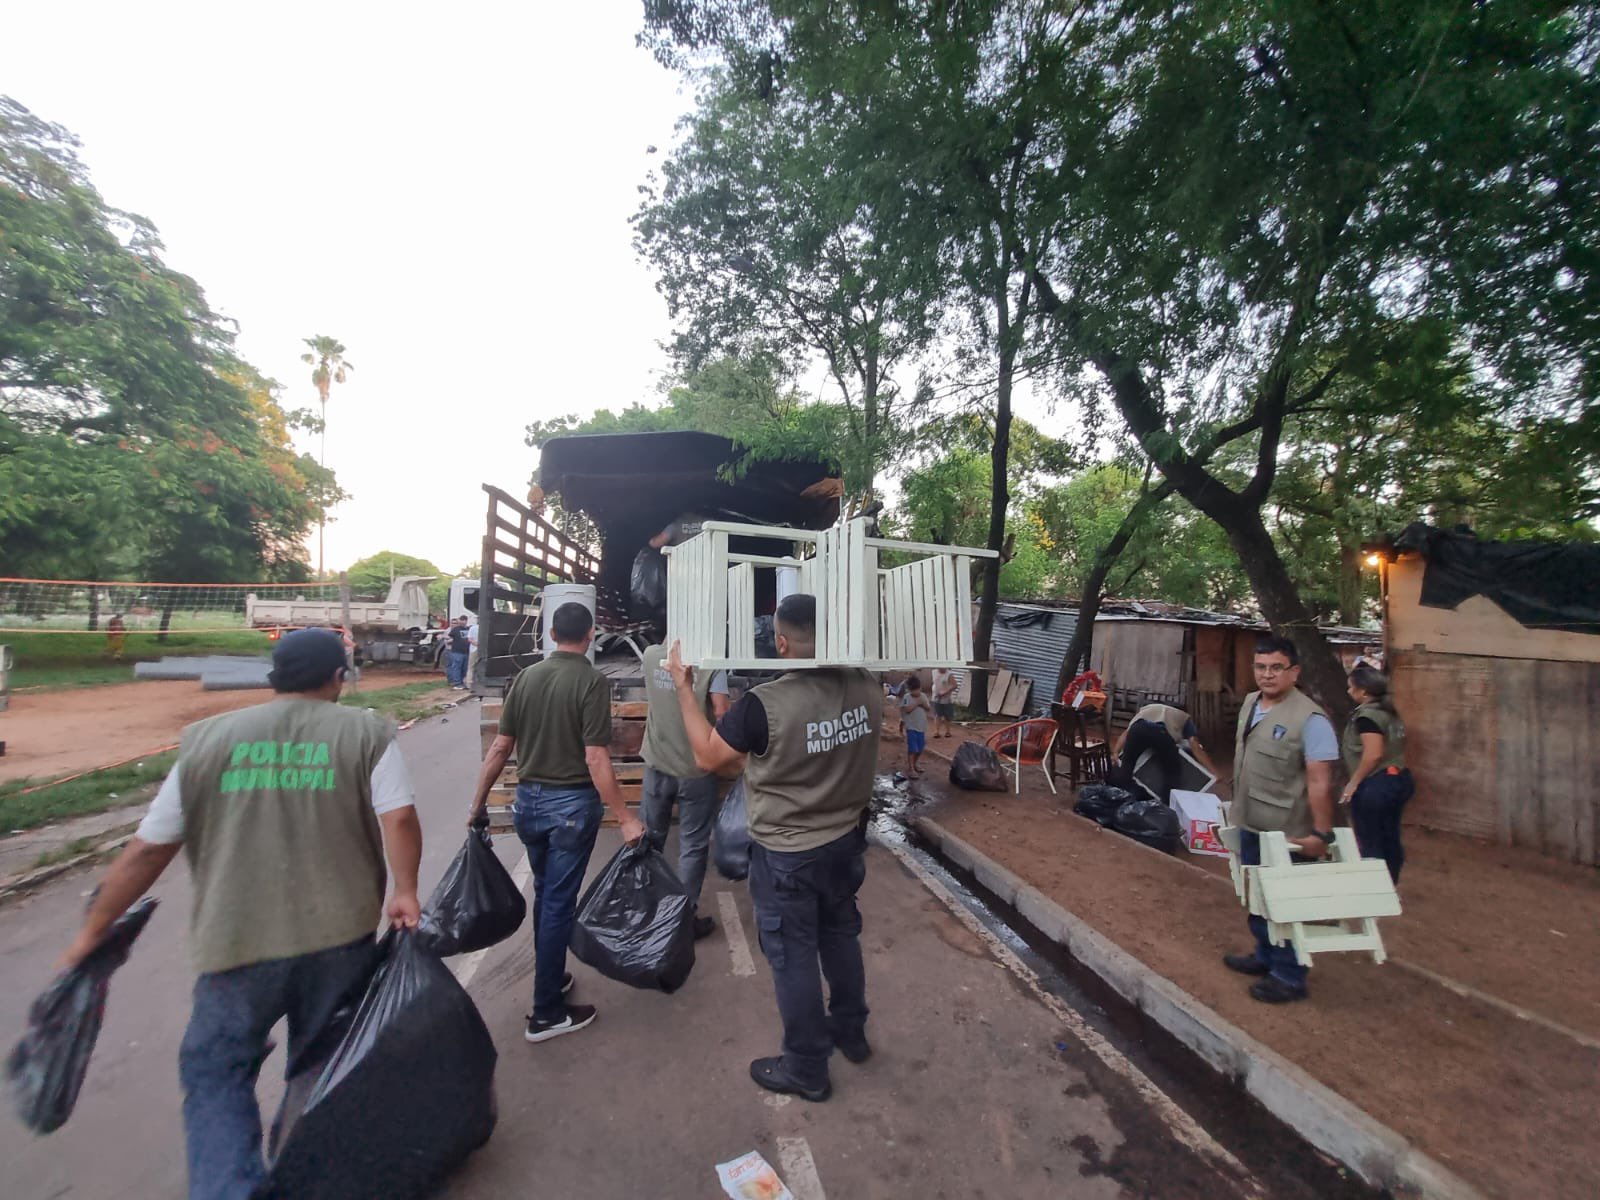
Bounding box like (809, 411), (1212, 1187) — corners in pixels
(0, 749), (178, 833)
(32, 836), (102, 870)
(341, 680), (458, 725)
(4, 629), (271, 691)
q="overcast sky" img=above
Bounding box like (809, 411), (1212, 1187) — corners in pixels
(5, 3), (1070, 579)
(3, 3), (693, 574)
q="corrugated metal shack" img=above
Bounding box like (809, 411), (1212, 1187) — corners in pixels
(989, 599), (1378, 750)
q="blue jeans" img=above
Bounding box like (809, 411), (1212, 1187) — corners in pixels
(748, 828), (870, 1089)
(640, 767), (718, 908)
(445, 650), (468, 687)
(1238, 829), (1309, 991)
(513, 782), (603, 1020)
(1351, 768), (1414, 884)
(178, 935), (378, 1200)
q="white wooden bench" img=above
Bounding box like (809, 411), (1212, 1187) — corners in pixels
(1216, 813), (1401, 966)
(665, 517), (997, 671)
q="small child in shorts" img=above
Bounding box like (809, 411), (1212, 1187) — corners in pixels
(900, 675), (932, 775)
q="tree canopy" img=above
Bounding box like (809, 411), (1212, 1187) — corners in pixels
(0, 97), (333, 585)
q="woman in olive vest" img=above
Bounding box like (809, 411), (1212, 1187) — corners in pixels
(1340, 664), (1413, 884)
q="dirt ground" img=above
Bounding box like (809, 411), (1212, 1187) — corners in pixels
(0, 667), (445, 784)
(883, 726), (1600, 1200)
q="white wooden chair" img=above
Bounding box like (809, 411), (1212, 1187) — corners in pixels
(1216, 814), (1402, 967)
(664, 517), (997, 671)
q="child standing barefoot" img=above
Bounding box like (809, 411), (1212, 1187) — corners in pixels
(901, 675), (932, 775)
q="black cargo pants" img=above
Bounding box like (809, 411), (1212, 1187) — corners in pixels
(747, 826), (870, 1088)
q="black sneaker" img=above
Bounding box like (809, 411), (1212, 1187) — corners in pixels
(835, 1035), (872, 1065)
(749, 1056), (831, 1102)
(1249, 977), (1309, 1004)
(525, 1003), (596, 1043)
(693, 915), (716, 940)
(1222, 953), (1270, 977)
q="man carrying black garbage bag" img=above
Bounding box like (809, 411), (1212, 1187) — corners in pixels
(667, 594), (878, 1103)
(639, 642), (730, 940)
(468, 601), (647, 1044)
(50, 628), (424, 1200)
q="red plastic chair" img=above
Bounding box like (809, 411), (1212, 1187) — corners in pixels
(986, 718), (1060, 795)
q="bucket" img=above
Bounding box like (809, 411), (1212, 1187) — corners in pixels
(542, 583), (598, 662)
(776, 565), (800, 605)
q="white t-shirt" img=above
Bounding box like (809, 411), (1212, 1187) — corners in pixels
(136, 742), (417, 845)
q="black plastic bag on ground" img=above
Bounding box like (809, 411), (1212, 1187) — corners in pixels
(714, 778), (752, 881)
(570, 843), (696, 992)
(417, 824), (526, 957)
(949, 741), (1008, 791)
(260, 929), (497, 1200)
(1073, 784), (1133, 827)
(6, 898), (158, 1134)
(1113, 798), (1184, 853)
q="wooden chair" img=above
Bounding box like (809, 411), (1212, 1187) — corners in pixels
(987, 718), (1060, 795)
(1216, 816), (1402, 967)
(1049, 702), (1112, 790)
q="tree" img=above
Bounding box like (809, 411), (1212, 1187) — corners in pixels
(346, 550), (451, 614)
(301, 335), (353, 578)
(1, 96), (335, 604)
(634, 72), (947, 494)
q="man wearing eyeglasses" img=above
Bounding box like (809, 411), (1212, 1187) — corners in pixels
(1222, 635), (1339, 1003)
(51, 628), (423, 1199)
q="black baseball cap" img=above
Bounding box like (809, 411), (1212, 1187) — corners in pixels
(269, 628), (348, 693)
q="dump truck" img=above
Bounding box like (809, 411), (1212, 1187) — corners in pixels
(244, 575), (446, 666)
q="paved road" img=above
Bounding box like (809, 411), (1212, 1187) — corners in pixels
(1, 703), (1267, 1199)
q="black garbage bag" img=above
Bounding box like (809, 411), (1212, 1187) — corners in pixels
(949, 741), (1008, 791)
(753, 614), (778, 659)
(713, 778), (752, 881)
(570, 842), (696, 992)
(1113, 798), (1184, 853)
(1073, 783), (1133, 827)
(260, 929), (497, 1200)
(630, 546), (668, 615)
(6, 898), (158, 1134)
(416, 824), (527, 957)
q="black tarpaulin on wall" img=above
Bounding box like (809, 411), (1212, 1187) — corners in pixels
(1393, 523), (1600, 635)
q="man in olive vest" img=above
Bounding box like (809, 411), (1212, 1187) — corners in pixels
(667, 594), (878, 1102)
(639, 642), (730, 939)
(1111, 701), (1220, 802)
(1222, 636), (1340, 1003)
(54, 629), (423, 1200)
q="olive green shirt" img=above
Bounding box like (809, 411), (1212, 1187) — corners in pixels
(500, 651), (612, 786)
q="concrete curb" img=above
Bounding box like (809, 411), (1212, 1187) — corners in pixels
(0, 829), (135, 906)
(909, 815), (1485, 1200)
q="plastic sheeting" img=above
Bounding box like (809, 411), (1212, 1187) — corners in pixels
(260, 929), (497, 1200)
(570, 843), (696, 992)
(6, 898), (158, 1133)
(1395, 522), (1600, 635)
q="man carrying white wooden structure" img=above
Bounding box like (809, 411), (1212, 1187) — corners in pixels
(1221, 635), (1341, 1004)
(667, 595), (879, 1103)
(638, 642), (730, 940)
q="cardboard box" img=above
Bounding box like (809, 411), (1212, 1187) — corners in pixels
(1172, 789), (1229, 857)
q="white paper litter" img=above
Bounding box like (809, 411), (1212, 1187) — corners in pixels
(715, 1151), (794, 1200)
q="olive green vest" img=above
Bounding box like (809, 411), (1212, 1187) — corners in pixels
(640, 644), (716, 780)
(1232, 688), (1326, 837)
(1341, 702), (1406, 775)
(1134, 703), (1190, 745)
(744, 668), (880, 852)
(178, 698), (394, 974)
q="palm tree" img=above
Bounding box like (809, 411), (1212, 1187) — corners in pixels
(301, 335), (353, 578)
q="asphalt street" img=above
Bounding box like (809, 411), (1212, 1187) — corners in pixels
(2, 702), (1276, 1199)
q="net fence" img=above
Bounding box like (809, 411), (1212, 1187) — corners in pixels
(0, 577), (345, 634)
